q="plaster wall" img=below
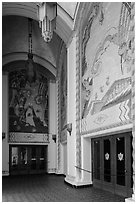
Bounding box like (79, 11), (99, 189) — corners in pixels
(2, 74), (9, 175)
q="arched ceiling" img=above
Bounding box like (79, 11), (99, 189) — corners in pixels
(2, 2), (77, 77)
(2, 15), (59, 76)
(2, 2), (75, 45)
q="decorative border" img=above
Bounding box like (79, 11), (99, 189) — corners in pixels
(56, 78), (61, 172)
(75, 32), (81, 179)
(9, 132), (49, 143)
(81, 120), (132, 136)
(56, 42), (67, 172)
(130, 2), (135, 198)
(81, 97), (131, 134)
(75, 3), (101, 178)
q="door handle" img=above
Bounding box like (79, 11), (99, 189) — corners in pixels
(124, 169), (127, 173)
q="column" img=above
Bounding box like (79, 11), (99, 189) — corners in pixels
(2, 72), (9, 176)
(65, 35), (77, 185)
(48, 80), (57, 173)
(125, 2), (135, 202)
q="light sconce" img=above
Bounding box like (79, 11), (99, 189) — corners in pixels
(52, 134), (56, 143)
(37, 2), (57, 43)
(67, 123), (72, 136)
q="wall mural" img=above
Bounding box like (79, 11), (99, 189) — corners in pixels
(9, 69), (48, 133)
(81, 2), (132, 125)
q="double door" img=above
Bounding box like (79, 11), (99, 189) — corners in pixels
(92, 132), (133, 197)
(10, 145), (48, 175)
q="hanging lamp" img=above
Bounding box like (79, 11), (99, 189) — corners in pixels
(37, 2), (57, 43)
(25, 18), (36, 84)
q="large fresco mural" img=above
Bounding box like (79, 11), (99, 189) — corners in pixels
(9, 69), (48, 133)
(81, 2), (132, 133)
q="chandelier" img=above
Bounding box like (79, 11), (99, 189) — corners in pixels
(37, 2), (57, 43)
(25, 18), (36, 84)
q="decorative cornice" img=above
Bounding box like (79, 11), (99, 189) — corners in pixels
(81, 120), (132, 136)
(9, 132), (49, 143)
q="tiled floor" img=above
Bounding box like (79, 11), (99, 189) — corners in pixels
(2, 174), (125, 202)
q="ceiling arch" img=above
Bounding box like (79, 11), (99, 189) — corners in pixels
(2, 15), (58, 69)
(3, 52), (56, 77)
(2, 2), (74, 45)
(3, 60), (56, 81)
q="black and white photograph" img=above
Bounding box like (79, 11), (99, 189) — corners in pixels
(2, 1), (135, 202)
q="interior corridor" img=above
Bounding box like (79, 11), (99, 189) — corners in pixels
(2, 174), (125, 202)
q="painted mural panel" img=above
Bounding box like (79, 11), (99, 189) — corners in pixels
(81, 3), (132, 133)
(9, 69), (48, 133)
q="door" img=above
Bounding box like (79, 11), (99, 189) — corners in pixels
(10, 146), (19, 175)
(114, 134), (132, 196)
(92, 132), (132, 197)
(19, 146), (29, 174)
(30, 146), (47, 174)
(10, 145), (48, 175)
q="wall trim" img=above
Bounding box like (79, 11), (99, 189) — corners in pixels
(82, 123), (133, 138)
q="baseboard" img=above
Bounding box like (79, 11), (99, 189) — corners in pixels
(64, 179), (93, 188)
(125, 194), (135, 202)
(64, 175), (93, 188)
(56, 173), (65, 177)
(125, 197), (135, 202)
(47, 172), (65, 177)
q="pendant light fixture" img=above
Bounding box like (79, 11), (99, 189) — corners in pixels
(25, 18), (36, 84)
(37, 2), (57, 43)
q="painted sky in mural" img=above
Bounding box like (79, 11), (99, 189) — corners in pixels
(81, 2), (132, 119)
(9, 69), (48, 133)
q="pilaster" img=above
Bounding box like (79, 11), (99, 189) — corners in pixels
(48, 80), (57, 174)
(56, 42), (67, 174)
(125, 2), (135, 202)
(2, 72), (9, 176)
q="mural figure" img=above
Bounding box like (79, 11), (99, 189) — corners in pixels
(9, 69), (48, 133)
(81, 3), (132, 119)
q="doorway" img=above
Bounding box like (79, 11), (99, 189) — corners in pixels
(92, 132), (133, 197)
(9, 145), (48, 175)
